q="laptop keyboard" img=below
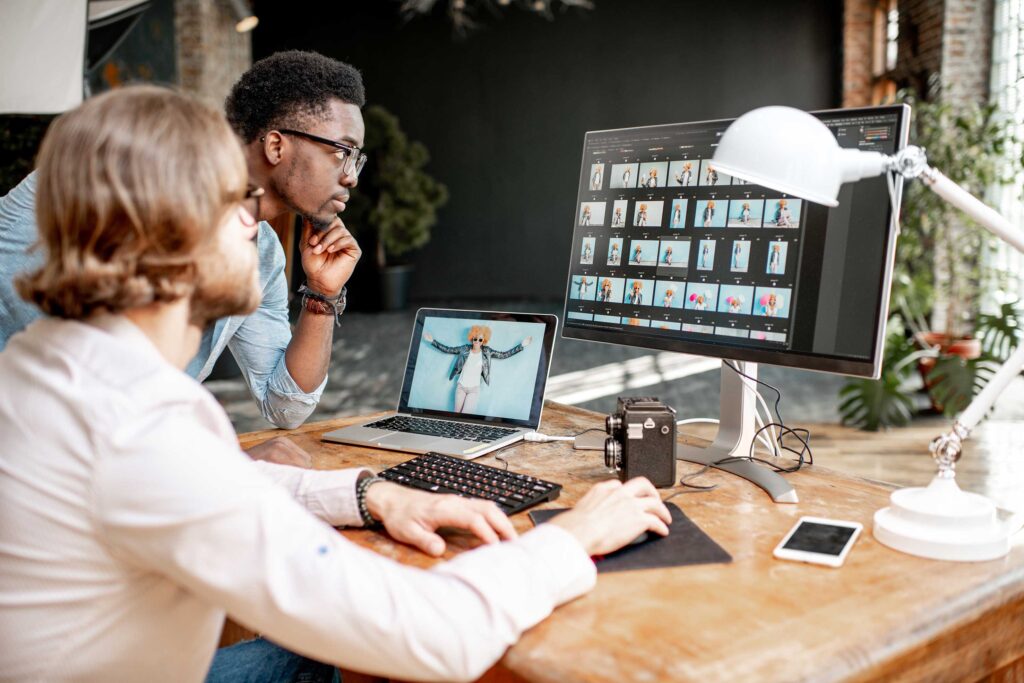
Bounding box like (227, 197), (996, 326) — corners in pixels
(366, 415), (518, 443)
(379, 452), (561, 515)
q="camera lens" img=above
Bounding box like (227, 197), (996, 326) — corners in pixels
(605, 414), (621, 435)
(604, 437), (622, 470)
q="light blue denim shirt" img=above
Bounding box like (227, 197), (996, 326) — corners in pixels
(0, 173), (326, 429)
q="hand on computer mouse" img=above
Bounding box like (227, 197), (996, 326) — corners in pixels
(548, 477), (671, 557)
(629, 531), (651, 546)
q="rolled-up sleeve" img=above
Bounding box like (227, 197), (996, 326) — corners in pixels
(0, 172), (46, 351)
(228, 223), (326, 429)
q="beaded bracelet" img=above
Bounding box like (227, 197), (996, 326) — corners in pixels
(356, 475), (384, 528)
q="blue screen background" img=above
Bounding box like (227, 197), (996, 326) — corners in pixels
(407, 317), (546, 420)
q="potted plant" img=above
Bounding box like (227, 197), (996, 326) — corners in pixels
(840, 91), (1024, 429)
(345, 105), (449, 310)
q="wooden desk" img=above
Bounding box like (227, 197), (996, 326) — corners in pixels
(236, 403), (1024, 683)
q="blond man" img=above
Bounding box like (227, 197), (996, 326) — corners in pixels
(0, 87), (670, 683)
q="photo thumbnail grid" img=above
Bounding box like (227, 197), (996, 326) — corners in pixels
(578, 196), (804, 231)
(571, 150), (807, 346)
(568, 268), (793, 344)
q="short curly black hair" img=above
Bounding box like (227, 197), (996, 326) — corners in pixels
(225, 50), (366, 143)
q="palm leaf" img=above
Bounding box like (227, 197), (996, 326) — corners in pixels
(839, 371), (916, 431)
(976, 301), (1021, 362)
(926, 356), (998, 417)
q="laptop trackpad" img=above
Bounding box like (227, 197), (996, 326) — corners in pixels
(379, 433), (449, 451)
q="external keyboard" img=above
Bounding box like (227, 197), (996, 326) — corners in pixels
(366, 415), (518, 443)
(379, 451), (561, 515)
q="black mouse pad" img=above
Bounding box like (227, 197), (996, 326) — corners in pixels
(529, 502), (732, 573)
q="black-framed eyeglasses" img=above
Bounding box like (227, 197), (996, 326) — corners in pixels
(276, 128), (368, 177)
(240, 184), (264, 227)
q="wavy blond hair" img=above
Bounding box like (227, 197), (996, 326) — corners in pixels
(17, 85), (247, 319)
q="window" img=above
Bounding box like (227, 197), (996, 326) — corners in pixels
(989, 0), (1024, 300)
(872, 0), (899, 104)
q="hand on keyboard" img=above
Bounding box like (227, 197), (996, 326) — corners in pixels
(364, 481), (517, 557)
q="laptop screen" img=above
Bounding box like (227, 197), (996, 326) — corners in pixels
(398, 309), (558, 428)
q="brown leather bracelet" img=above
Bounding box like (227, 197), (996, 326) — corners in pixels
(298, 283), (347, 325)
(302, 296), (333, 316)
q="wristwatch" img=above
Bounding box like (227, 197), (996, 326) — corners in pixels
(298, 283), (347, 325)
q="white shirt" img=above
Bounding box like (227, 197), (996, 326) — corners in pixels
(459, 349), (484, 388)
(0, 317), (595, 682)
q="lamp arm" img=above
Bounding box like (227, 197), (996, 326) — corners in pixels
(919, 166), (1024, 255)
(885, 147), (1024, 253)
(890, 148), (1024, 473)
(929, 342), (1024, 474)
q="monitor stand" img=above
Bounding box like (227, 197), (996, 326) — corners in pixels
(676, 361), (799, 503)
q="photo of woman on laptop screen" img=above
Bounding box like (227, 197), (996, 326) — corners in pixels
(417, 321), (538, 416)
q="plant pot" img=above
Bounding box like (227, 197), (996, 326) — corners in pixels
(917, 332), (982, 367)
(380, 265), (414, 311)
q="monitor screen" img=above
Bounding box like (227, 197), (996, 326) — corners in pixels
(399, 309), (557, 427)
(562, 105), (909, 378)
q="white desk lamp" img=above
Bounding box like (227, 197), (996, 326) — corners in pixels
(712, 106), (1021, 562)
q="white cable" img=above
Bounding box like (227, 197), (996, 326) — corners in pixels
(753, 395), (781, 456)
(676, 416), (778, 455)
(523, 431), (575, 443)
(676, 418), (719, 427)
(752, 412), (779, 456)
(728, 369), (781, 457)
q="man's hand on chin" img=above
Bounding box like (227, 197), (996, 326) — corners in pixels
(245, 436), (314, 468)
(301, 216), (361, 296)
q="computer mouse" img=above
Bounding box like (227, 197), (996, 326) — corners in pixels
(629, 531), (651, 546)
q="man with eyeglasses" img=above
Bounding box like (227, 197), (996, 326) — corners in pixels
(0, 51), (367, 464)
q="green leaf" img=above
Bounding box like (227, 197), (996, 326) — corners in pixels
(925, 355), (998, 417)
(976, 301), (1021, 362)
(839, 372), (916, 431)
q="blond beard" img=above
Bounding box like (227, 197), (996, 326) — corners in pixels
(188, 245), (262, 329)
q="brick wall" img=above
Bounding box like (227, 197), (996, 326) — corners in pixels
(174, 0), (252, 109)
(844, 0), (876, 106)
(941, 0), (993, 105)
(843, 0), (993, 106)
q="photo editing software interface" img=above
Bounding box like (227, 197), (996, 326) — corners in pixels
(563, 108), (906, 374)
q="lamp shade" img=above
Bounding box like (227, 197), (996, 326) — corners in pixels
(0, 0), (87, 113)
(711, 106), (888, 207)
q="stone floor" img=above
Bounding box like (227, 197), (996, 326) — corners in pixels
(205, 300), (1024, 435)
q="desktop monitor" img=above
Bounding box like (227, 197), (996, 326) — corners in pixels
(562, 105), (909, 501)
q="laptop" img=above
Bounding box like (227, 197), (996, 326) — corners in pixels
(322, 308), (558, 459)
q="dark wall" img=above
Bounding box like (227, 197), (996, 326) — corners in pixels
(253, 0), (843, 302)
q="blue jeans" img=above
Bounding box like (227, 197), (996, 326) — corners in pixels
(205, 638), (339, 683)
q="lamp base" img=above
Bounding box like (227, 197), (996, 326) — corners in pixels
(873, 476), (1012, 562)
